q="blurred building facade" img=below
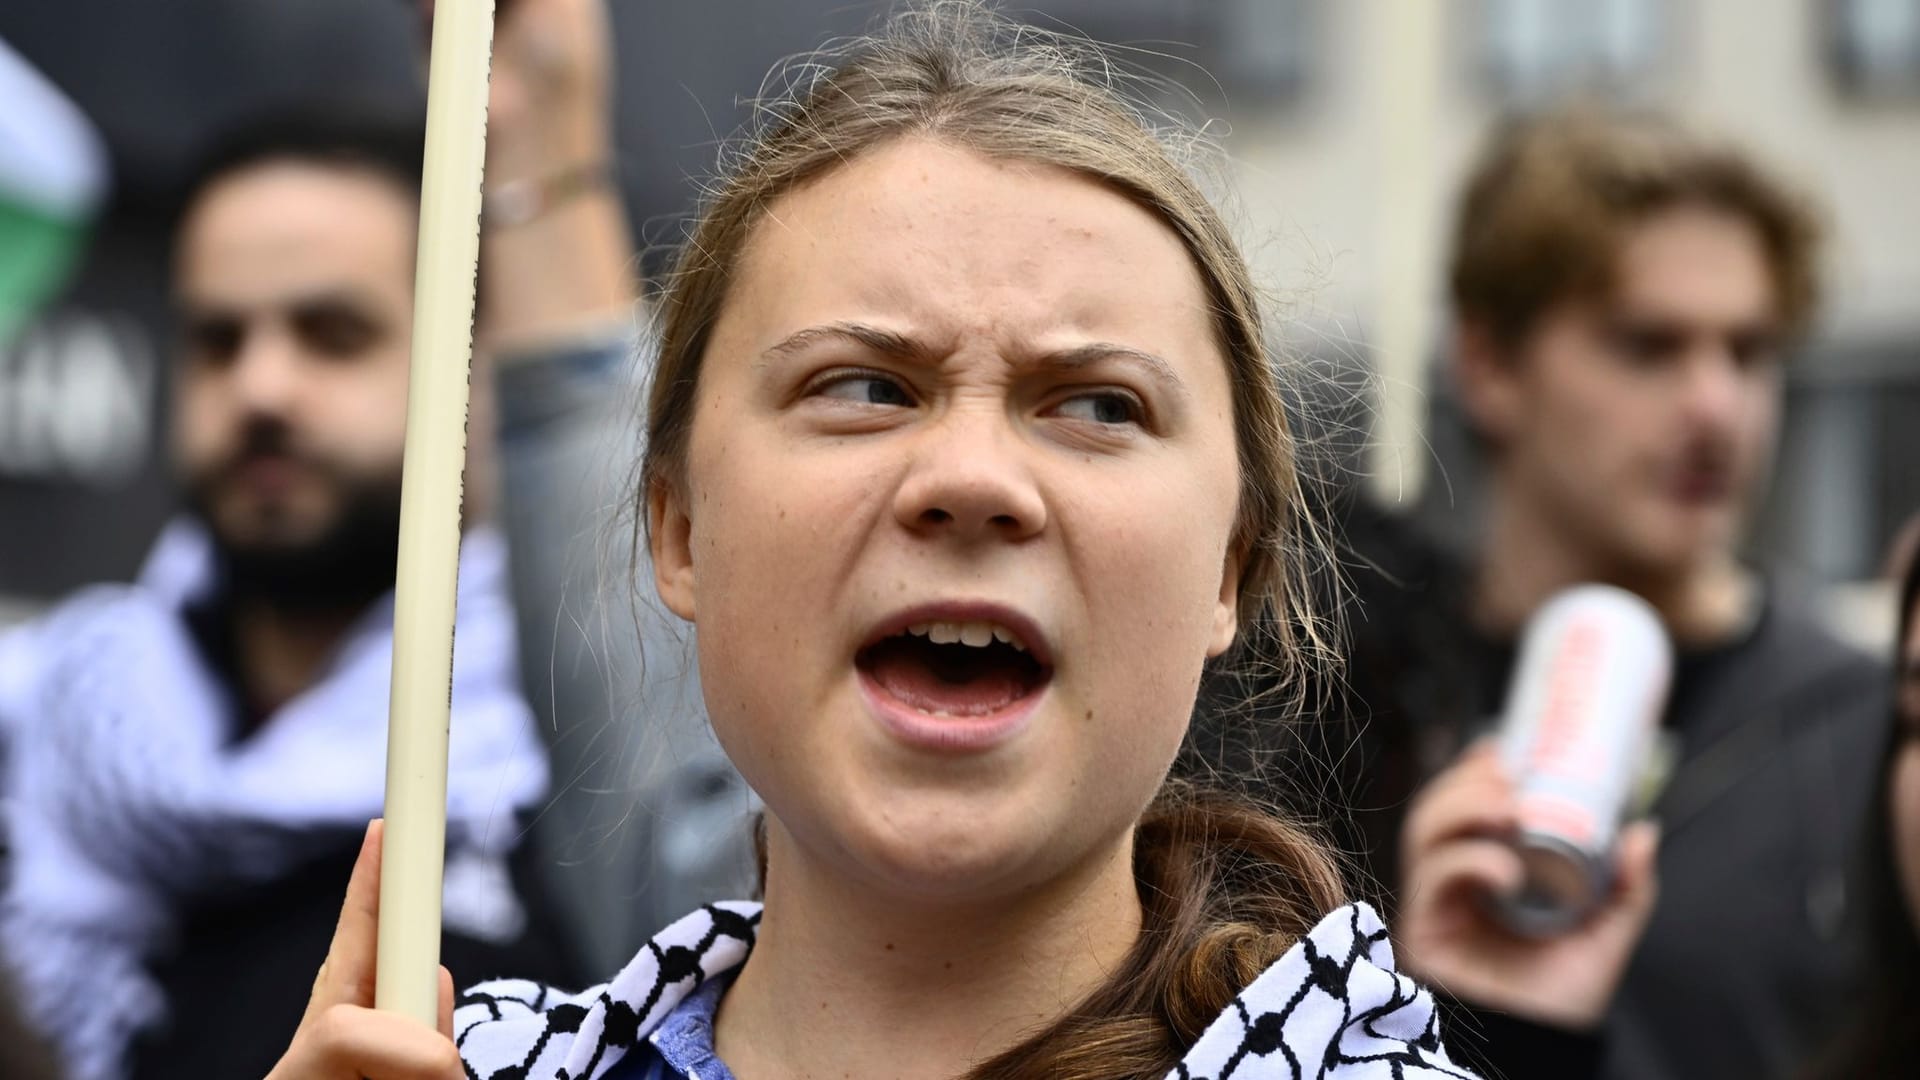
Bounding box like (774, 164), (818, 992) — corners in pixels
(1216, 0), (1920, 604)
(0, 0), (1914, 615)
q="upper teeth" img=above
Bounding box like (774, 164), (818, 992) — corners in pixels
(905, 620), (1027, 652)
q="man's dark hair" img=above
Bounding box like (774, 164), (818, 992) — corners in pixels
(1449, 108), (1824, 347)
(173, 104), (426, 233)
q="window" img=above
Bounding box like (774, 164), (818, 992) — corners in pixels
(1474, 0), (1668, 104)
(1210, 0), (1317, 101)
(1017, 0), (1316, 107)
(1829, 0), (1920, 98)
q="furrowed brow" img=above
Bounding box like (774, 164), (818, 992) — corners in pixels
(1039, 342), (1189, 398)
(759, 322), (930, 368)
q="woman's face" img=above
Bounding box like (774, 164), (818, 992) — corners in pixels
(652, 138), (1245, 903)
(1893, 593), (1920, 930)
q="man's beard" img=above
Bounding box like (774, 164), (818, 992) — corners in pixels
(183, 421), (405, 614)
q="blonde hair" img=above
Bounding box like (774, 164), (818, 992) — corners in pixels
(640, 5), (1346, 1075)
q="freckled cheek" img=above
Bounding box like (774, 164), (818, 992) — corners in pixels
(1060, 474), (1231, 722)
(683, 436), (889, 691)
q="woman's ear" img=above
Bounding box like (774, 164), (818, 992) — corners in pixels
(648, 479), (697, 622)
(1208, 543), (1244, 658)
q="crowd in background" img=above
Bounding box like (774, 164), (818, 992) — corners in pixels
(0, 2), (1916, 1078)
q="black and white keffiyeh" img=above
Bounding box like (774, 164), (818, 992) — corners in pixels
(456, 901), (1479, 1079)
(0, 520), (548, 1080)
(1171, 902), (1477, 1079)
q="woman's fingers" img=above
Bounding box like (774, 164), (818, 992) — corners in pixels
(301, 1004), (466, 1080)
(271, 820), (464, 1080)
(305, 820), (385, 1023)
(304, 828), (464, 1038)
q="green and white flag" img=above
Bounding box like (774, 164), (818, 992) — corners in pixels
(0, 35), (108, 347)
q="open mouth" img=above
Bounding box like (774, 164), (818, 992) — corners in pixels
(855, 619), (1052, 718)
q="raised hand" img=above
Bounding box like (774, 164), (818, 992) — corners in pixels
(414, 0), (632, 353)
(419, 0), (613, 179)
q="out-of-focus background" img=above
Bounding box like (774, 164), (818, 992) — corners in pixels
(1, 0), (1916, 638)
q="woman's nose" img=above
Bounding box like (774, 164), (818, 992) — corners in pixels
(890, 407), (1047, 543)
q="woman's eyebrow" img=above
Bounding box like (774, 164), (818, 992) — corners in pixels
(758, 323), (1190, 397)
(1036, 342), (1189, 397)
(759, 321), (929, 367)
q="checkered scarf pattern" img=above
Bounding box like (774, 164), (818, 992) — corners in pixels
(457, 901), (1480, 1079)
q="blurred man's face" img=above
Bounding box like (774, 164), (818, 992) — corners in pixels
(172, 163), (415, 605)
(1463, 206), (1785, 579)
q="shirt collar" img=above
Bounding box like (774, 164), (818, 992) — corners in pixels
(646, 969), (738, 1080)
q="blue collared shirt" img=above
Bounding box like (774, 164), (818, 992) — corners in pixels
(607, 972), (737, 1080)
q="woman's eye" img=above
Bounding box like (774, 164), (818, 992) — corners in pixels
(813, 372), (913, 407)
(1052, 391), (1142, 426)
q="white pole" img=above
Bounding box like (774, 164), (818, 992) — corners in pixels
(1366, 0), (1444, 506)
(375, 0), (496, 1027)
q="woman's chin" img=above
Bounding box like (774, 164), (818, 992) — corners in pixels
(781, 794), (1093, 906)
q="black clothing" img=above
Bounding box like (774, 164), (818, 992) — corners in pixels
(127, 830), (576, 1080)
(1191, 505), (1888, 1080)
